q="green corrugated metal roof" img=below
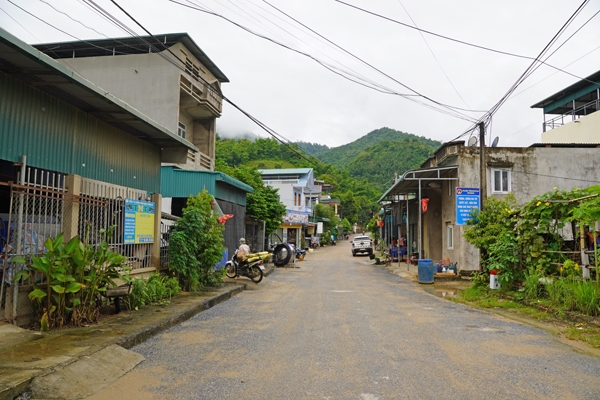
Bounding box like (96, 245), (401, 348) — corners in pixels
(160, 166), (253, 206)
(0, 27), (196, 153)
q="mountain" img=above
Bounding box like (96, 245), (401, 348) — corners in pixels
(309, 127), (441, 169)
(300, 127), (442, 190)
(295, 141), (330, 156)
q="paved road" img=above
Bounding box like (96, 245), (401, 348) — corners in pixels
(90, 239), (600, 399)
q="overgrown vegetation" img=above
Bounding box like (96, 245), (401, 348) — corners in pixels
(168, 190), (226, 291)
(13, 227), (129, 330)
(129, 273), (180, 309)
(463, 186), (600, 318)
(215, 134), (383, 226)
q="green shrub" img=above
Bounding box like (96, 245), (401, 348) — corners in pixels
(129, 273), (180, 309)
(169, 190), (225, 290)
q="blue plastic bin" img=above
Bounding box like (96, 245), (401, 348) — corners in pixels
(417, 259), (434, 284)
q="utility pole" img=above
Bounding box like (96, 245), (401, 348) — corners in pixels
(479, 122), (486, 211)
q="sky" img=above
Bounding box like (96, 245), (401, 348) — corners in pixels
(1, 0), (599, 149)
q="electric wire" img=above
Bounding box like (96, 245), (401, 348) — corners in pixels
(0, 5), (41, 41)
(170, 0), (481, 123)
(258, 0), (481, 117)
(395, 0), (471, 110)
(333, 0), (595, 85)
(447, 0), (592, 144)
(105, 0), (324, 165)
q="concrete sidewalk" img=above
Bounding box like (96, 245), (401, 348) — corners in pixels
(0, 264), (275, 400)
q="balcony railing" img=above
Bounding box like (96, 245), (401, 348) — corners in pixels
(180, 75), (222, 117)
(543, 99), (600, 132)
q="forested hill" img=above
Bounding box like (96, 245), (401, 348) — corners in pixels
(297, 127), (442, 190)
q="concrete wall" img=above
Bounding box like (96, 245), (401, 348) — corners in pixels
(58, 52), (180, 132)
(423, 188), (443, 261)
(542, 111), (600, 143)
(451, 145), (600, 271)
(192, 118), (215, 160)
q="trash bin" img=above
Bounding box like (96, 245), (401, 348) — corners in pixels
(418, 259), (434, 284)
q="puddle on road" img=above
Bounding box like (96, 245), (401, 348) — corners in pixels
(421, 281), (471, 298)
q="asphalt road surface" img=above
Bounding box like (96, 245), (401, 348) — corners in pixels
(90, 238), (600, 399)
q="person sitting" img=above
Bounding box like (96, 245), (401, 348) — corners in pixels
(236, 238), (251, 277)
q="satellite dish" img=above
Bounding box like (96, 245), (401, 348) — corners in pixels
(467, 136), (477, 146)
(491, 136), (499, 147)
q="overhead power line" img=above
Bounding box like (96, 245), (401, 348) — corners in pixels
(168, 0), (481, 123)
(333, 0), (595, 85)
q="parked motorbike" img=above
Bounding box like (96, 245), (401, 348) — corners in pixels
(225, 250), (265, 283)
(295, 247), (307, 261)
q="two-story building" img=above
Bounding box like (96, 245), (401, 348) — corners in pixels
(34, 34), (253, 257)
(259, 168), (316, 248)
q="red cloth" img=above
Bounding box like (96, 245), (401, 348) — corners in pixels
(218, 214), (234, 225)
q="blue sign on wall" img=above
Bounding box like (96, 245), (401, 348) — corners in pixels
(456, 187), (480, 225)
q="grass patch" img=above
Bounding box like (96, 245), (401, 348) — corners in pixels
(454, 282), (600, 348)
(564, 326), (600, 348)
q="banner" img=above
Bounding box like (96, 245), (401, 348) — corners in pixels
(283, 210), (309, 224)
(124, 199), (155, 244)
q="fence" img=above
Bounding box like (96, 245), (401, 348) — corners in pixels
(0, 170), (153, 325)
(79, 178), (152, 271)
(1, 168), (68, 323)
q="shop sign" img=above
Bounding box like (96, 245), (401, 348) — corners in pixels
(456, 187), (480, 225)
(124, 199), (155, 244)
(283, 211), (309, 224)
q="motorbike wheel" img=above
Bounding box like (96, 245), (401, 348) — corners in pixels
(225, 262), (237, 278)
(249, 265), (263, 283)
(273, 243), (292, 267)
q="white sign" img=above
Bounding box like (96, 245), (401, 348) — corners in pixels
(317, 222), (323, 234)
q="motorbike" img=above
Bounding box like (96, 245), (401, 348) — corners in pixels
(294, 246), (307, 261)
(225, 249), (265, 283)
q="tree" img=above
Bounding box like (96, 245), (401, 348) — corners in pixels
(215, 162), (286, 235)
(169, 191), (225, 290)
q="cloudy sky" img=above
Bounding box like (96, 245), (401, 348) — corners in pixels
(1, 0), (599, 148)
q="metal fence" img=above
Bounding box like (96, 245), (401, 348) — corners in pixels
(1, 168), (68, 323)
(80, 178), (151, 270)
(160, 213), (179, 269)
(0, 170), (153, 324)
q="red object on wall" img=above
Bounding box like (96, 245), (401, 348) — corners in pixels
(421, 198), (429, 213)
(218, 214), (234, 225)
(377, 220), (384, 227)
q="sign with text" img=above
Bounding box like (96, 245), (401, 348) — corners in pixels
(456, 187), (480, 225)
(124, 199), (155, 244)
(283, 210), (309, 224)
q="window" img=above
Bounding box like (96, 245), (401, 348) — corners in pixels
(447, 224), (454, 250)
(177, 122), (186, 139)
(492, 169), (511, 193)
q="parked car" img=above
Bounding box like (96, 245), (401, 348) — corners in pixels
(351, 235), (373, 257)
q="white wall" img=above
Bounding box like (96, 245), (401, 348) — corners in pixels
(542, 111), (600, 144)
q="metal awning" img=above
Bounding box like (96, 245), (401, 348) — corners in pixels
(378, 166), (459, 203)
